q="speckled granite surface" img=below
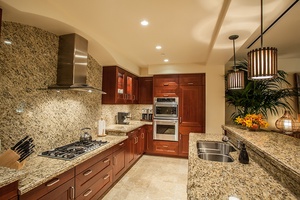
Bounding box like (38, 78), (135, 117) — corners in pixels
(188, 133), (298, 199)
(106, 120), (152, 136)
(223, 125), (300, 197)
(0, 135), (127, 195)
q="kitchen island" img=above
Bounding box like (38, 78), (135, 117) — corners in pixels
(188, 132), (298, 199)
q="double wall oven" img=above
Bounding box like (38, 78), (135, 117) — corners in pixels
(153, 97), (179, 141)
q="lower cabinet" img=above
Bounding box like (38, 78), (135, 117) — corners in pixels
(126, 127), (145, 169)
(112, 141), (126, 181)
(153, 141), (179, 155)
(179, 126), (203, 157)
(0, 181), (18, 200)
(144, 125), (153, 154)
(19, 168), (75, 200)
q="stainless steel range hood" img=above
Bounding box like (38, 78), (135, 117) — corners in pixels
(48, 33), (106, 93)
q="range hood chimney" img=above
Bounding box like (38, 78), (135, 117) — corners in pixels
(48, 33), (106, 93)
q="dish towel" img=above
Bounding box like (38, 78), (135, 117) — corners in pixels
(98, 119), (106, 136)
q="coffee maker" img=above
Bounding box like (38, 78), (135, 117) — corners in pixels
(117, 112), (130, 124)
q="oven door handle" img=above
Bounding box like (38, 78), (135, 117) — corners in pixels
(154, 120), (178, 124)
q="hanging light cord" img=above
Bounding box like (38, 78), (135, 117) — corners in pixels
(260, 0), (263, 48)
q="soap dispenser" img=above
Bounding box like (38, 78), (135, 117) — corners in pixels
(239, 143), (249, 164)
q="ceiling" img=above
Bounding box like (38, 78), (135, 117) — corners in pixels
(0, 0), (299, 75)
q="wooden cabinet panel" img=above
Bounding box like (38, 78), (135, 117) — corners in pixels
(139, 77), (153, 104)
(102, 66), (138, 104)
(39, 178), (74, 200)
(153, 75), (179, 97)
(76, 168), (113, 200)
(126, 130), (137, 167)
(0, 181), (18, 200)
(153, 141), (178, 155)
(20, 168), (74, 200)
(179, 126), (204, 157)
(179, 74), (205, 86)
(112, 141), (126, 181)
(179, 85), (205, 128)
(144, 125), (153, 153)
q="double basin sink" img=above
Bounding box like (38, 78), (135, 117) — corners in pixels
(197, 141), (236, 163)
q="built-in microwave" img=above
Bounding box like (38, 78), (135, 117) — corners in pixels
(153, 97), (178, 119)
(153, 119), (178, 141)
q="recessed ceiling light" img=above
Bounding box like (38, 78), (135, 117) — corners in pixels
(141, 20), (149, 26)
(164, 59), (169, 62)
(156, 45), (162, 50)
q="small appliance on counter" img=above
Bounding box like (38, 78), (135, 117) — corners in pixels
(142, 109), (153, 121)
(117, 112), (131, 124)
(0, 136), (35, 170)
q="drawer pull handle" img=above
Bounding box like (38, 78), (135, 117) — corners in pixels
(103, 158), (110, 163)
(83, 169), (93, 176)
(46, 178), (60, 187)
(163, 83), (169, 86)
(119, 142), (124, 146)
(188, 82), (194, 85)
(70, 186), (75, 200)
(163, 145), (168, 148)
(83, 189), (93, 197)
(163, 94), (169, 97)
(103, 174), (110, 180)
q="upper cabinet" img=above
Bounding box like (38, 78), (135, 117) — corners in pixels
(153, 75), (179, 97)
(102, 66), (138, 104)
(139, 77), (153, 104)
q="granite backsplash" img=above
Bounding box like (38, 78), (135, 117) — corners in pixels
(0, 21), (153, 154)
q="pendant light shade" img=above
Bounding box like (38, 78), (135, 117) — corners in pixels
(247, 0), (278, 80)
(227, 35), (244, 90)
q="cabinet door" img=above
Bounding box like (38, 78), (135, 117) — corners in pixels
(139, 77), (153, 104)
(136, 127), (145, 158)
(0, 181), (18, 200)
(179, 74), (205, 86)
(39, 179), (74, 200)
(153, 75), (179, 97)
(132, 76), (139, 104)
(116, 68), (127, 103)
(178, 126), (203, 157)
(179, 85), (205, 129)
(126, 131), (136, 167)
(113, 142), (126, 181)
(144, 125), (153, 153)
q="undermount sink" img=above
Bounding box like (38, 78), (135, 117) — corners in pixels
(198, 153), (234, 162)
(197, 141), (236, 163)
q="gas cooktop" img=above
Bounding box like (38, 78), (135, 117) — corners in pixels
(39, 140), (109, 160)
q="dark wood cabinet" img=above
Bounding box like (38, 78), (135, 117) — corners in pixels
(125, 127), (145, 168)
(178, 74), (205, 157)
(102, 66), (138, 104)
(139, 77), (153, 104)
(0, 181), (18, 200)
(153, 74), (179, 97)
(152, 141), (179, 155)
(112, 141), (126, 181)
(19, 168), (75, 200)
(144, 125), (153, 153)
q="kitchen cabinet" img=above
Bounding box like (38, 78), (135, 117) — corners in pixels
(102, 66), (138, 104)
(75, 148), (113, 199)
(144, 125), (153, 153)
(153, 74), (179, 97)
(112, 141), (126, 181)
(126, 127), (144, 168)
(139, 77), (153, 104)
(0, 181), (18, 200)
(152, 141), (179, 156)
(19, 168), (75, 200)
(178, 74), (205, 157)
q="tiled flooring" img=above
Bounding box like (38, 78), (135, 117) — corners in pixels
(102, 155), (188, 200)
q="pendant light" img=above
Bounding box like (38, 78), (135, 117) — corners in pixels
(247, 0), (277, 80)
(227, 35), (244, 90)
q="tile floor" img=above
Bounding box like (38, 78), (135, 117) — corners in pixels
(102, 155), (188, 200)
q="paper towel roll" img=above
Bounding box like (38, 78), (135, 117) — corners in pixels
(98, 119), (106, 136)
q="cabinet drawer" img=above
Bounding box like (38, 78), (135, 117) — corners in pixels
(0, 181), (18, 200)
(76, 168), (113, 200)
(112, 141), (126, 152)
(20, 168), (74, 200)
(75, 154), (112, 197)
(75, 148), (112, 175)
(153, 141), (178, 155)
(153, 86), (178, 97)
(179, 74), (205, 86)
(153, 75), (179, 87)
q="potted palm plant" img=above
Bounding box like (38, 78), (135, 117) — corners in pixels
(225, 60), (296, 122)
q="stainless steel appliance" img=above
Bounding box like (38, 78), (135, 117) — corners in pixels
(153, 119), (178, 141)
(117, 112), (130, 124)
(153, 97), (179, 141)
(39, 140), (108, 160)
(153, 97), (178, 119)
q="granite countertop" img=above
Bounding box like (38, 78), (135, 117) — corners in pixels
(188, 133), (298, 199)
(106, 120), (152, 135)
(223, 125), (300, 180)
(0, 135), (127, 195)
